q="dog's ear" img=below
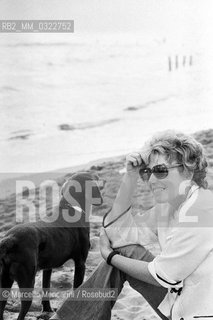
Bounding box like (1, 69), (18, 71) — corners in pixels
(60, 178), (84, 208)
(60, 180), (70, 197)
(61, 172), (104, 207)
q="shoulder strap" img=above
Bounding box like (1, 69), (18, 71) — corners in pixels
(102, 205), (132, 228)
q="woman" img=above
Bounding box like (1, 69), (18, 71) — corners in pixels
(51, 130), (213, 320)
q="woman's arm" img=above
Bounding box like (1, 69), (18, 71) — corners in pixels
(104, 153), (143, 225)
(110, 254), (160, 286)
(100, 228), (160, 287)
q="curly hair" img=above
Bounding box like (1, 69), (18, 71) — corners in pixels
(142, 130), (208, 188)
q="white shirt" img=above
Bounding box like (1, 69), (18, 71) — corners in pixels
(105, 186), (213, 320)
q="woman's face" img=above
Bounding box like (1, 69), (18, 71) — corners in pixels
(148, 153), (189, 205)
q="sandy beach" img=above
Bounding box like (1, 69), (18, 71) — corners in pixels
(0, 128), (213, 320)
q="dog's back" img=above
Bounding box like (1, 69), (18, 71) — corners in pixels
(0, 172), (103, 320)
(0, 235), (17, 270)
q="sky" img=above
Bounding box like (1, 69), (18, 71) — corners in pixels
(0, 0), (212, 38)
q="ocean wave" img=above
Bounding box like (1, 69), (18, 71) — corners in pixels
(0, 86), (19, 92)
(8, 130), (34, 141)
(124, 96), (172, 111)
(58, 118), (120, 131)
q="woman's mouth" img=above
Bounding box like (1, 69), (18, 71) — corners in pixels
(152, 186), (165, 194)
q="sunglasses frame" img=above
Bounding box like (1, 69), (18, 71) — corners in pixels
(139, 163), (183, 181)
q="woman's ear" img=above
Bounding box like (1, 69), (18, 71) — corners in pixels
(182, 167), (194, 180)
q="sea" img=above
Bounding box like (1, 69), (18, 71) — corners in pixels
(0, 32), (213, 174)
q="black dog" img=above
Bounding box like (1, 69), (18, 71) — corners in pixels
(0, 172), (103, 320)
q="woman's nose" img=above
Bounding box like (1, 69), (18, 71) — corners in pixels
(149, 173), (157, 184)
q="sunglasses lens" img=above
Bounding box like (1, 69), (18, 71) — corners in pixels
(153, 165), (168, 179)
(139, 168), (151, 181)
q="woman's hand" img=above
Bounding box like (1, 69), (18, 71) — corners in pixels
(126, 152), (144, 175)
(99, 228), (113, 261)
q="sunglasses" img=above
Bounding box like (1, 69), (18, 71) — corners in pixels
(139, 163), (183, 181)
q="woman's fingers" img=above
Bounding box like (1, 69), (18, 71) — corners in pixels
(126, 152), (143, 166)
(99, 228), (112, 260)
(100, 228), (111, 248)
(126, 152), (144, 172)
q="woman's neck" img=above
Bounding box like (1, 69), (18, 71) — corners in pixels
(169, 184), (193, 211)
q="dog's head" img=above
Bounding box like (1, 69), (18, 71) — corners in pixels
(60, 172), (104, 210)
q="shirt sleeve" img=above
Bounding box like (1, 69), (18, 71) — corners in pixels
(104, 206), (159, 249)
(148, 225), (213, 289)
